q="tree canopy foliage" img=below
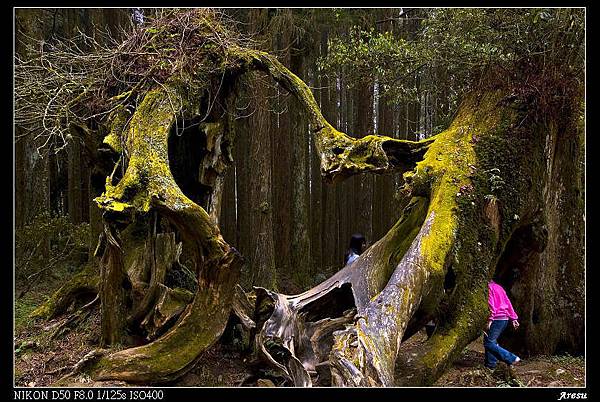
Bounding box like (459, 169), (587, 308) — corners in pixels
(321, 8), (584, 129)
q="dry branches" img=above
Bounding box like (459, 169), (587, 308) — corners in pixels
(14, 9), (248, 155)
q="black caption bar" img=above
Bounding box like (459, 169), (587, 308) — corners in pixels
(13, 389), (165, 401)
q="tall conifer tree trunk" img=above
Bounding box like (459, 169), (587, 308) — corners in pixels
(290, 44), (312, 288)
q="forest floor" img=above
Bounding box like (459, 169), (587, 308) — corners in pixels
(14, 279), (585, 388)
(399, 331), (585, 388)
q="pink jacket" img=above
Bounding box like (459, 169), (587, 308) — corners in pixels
(488, 281), (518, 321)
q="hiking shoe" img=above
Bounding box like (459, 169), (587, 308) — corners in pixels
(512, 357), (521, 365)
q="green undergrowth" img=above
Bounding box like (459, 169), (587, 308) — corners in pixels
(15, 213), (93, 328)
(15, 213), (90, 284)
(549, 353), (585, 365)
(15, 294), (44, 332)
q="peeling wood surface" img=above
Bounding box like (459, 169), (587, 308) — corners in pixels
(251, 197), (431, 386)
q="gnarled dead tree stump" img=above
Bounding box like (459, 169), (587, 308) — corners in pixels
(33, 16), (582, 387)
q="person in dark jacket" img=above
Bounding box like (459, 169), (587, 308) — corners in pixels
(344, 233), (367, 266)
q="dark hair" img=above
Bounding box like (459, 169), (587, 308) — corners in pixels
(344, 233), (366, 264)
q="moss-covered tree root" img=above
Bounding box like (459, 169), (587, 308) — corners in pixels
(78, 86), (243, 382)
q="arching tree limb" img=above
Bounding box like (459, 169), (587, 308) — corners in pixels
(235, 49), (435, 183)
(86, 57), (506, 387)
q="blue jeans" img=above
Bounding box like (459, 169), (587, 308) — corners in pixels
(484, 319), (518, 369)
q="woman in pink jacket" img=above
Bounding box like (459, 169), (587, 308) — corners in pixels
(484, 279), (521, 369)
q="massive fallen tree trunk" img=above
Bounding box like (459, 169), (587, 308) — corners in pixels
(31, 13), (582, 387)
